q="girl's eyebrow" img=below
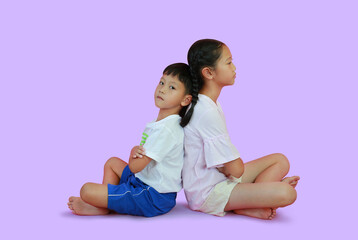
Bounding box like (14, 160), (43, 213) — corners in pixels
(226, 56), (232, 61)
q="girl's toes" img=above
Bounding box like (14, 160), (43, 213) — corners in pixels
(269, 208), (276, 219)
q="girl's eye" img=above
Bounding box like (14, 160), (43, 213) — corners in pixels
(159, 81), (164, 85)
(228, 62), (232, 64)
(169, 86), (176, 90)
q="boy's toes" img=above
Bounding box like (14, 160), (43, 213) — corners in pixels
(69, 196), (76, 202)
(67, 202), (73, 210)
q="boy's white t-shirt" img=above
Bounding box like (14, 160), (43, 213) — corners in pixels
(136, 114), (184, 193)
(182, 94), (240, 210)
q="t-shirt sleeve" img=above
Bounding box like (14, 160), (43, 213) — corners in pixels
(199, 109), (240, 168)
(142, 126), (178, 163)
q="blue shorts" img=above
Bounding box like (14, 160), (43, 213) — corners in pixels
(107, 165), (177, 217)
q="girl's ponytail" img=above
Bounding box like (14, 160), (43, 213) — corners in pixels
(180, 39), (224, 127)
(179, 66), (200, 127)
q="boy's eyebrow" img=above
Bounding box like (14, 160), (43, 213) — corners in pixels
(161, 76), (180, 86)
(226, 56), (232, 61)
(169, 81), (179, 86)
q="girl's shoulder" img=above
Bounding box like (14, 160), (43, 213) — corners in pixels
(193, 95), (221, 119)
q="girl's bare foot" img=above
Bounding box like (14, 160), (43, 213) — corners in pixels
(282, 176), (300, 188)
(233, 208), (276, 220)
(67, 196), (109, 216)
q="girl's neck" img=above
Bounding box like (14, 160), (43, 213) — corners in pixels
(199, 82), (223, 103)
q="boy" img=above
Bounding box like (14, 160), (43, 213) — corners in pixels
(67, 63), (193, 217)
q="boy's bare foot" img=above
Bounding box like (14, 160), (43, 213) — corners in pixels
(67, 196), (109, 216)
(282, 176), (300, 188)
(233, 208), (276, 220)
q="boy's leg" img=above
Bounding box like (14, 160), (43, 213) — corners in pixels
(68, 157), (127, 215)
(103, 157), (128, 185)
(68, 183), (109, 216)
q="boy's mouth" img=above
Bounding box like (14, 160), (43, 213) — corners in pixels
(157, 96), (164, 100)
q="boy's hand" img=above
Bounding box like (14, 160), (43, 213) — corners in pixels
(131, 146), (146, 159)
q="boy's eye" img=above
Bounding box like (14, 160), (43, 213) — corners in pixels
(159, 81), (164, 85)
(169, 86), (176, 90)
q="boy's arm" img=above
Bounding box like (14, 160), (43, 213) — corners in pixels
(220, 158), (245, 179)
(128, 146), (152, 173)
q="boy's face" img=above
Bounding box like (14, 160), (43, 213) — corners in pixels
(154, 74), (191, 113)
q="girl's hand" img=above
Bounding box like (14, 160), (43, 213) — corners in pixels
(217, 167), (230, 177)
(131, 146), (146, 159)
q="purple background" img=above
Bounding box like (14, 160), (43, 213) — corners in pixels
(1, 0), (357, 239)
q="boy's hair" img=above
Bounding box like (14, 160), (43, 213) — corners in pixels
(163, 63), (195, 127)
(185, 39), (225, 128)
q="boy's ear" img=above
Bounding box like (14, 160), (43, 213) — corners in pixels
(181, 94), (192, 107)
(201, 67), (214, 80)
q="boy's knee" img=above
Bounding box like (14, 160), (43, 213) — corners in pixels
(105, 157), (125, 168)
(106, 157), (117, 164)
(80, 182), (94, 201)
(104, 157), (117, 169)
(276, 183), (297, 206)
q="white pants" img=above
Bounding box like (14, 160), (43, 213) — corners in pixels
(198, 176), (242, 217)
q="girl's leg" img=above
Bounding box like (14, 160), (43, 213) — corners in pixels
(241, 153), (291, 183)
(224, 182), (297, 218)
(102, 157), (128, 185)
(68, 183), (109, 215)
(226, 153), (299, 219)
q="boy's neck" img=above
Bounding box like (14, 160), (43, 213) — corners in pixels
(156, 109), (180, 122)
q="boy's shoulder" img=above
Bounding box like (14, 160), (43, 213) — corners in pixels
(145, 115), (183, 135)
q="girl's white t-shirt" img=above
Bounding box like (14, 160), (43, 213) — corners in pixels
(182, 94), (240, 210)
(136, 114), (184, 193)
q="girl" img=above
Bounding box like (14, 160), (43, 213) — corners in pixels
(182, 39), (300, 220)
(68, 63), (195, 217)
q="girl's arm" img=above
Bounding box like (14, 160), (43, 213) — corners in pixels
(221, 158), (245, 179)
(128, 146), (152, 173)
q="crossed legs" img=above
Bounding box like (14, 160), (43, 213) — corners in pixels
(224, 153), (300, 220)
(67, 157), (128, 215)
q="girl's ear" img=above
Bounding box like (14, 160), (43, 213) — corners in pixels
(181, 94), (192, 107)
(201, 67), (214, 80)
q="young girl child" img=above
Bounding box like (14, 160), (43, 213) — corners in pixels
(68, 63), (194, 217)
(182, 39), (300, 220)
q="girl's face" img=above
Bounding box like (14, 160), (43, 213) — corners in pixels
(212, 45), (237, 87)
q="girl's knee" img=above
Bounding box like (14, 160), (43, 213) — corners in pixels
(276, 183), (297, 206)
(274, 153), (290, 173)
